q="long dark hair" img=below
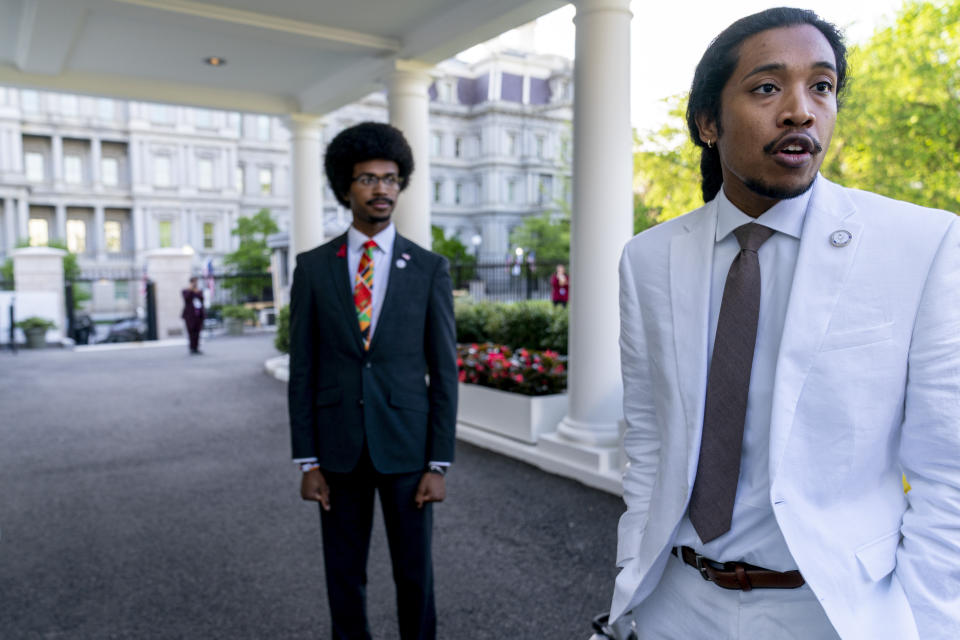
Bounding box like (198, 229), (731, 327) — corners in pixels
(685, 7), (848, 203)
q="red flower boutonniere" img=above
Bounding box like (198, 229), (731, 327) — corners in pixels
(336, 244), (347, 258)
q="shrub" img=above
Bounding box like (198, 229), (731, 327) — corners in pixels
(491, 300), (555, 351)
(454, 300), (567, 353)
(454, 299), (497, 344)
(16, 316), (56, 331)
(220, 304), (257, 322)
(457, 343), (566, 395)
(274, 305), (290, 354)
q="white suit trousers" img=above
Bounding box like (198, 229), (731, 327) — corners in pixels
(614, 552), (842, 640)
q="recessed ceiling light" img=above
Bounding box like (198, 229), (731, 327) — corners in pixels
(204, 56), (227, 67)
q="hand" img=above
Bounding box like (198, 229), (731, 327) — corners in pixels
(415, 472), (446, 509)
(300, 467), (331, 511)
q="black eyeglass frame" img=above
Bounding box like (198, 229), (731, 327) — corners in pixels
(352, 173), (402, 188)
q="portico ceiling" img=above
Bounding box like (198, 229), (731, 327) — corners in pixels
(0, 0), (567, 115)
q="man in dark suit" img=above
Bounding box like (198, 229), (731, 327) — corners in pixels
(287, 121), (457, 640)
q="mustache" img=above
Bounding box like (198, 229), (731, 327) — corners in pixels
(366, 198), (394, 206)
(763, 132), (823, 155)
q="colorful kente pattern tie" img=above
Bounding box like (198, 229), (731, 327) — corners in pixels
(354, 239), (377, 350)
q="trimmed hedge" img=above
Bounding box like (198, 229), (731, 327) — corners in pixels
(273, 300), (569, 355)
(274, 305), (290, 354)
(454, 299), (567, 354)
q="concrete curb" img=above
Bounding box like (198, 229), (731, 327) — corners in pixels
(264, 354), (289, 382)
(261, 354), (621, 496)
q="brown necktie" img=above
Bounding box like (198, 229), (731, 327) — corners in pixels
(689, 222), (775, 543)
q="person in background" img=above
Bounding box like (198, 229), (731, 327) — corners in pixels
(181, 276), (204, 355)
(550, 264), (569, 307)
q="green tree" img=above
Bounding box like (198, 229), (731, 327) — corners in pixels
(431, 225), (476, 285)
(825, 0), (960, 212)
(634, 193), (659, 235)
(223, 208), (278, 298)
(431, 225), (474, 264)
(0, 257), (12, 286)
(224, 209), (278, 273)
(633, 96), (703, 224)
(508, 211), (570, 276)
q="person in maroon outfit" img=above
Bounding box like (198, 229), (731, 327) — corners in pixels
(181, 277), (205, 354)
(550, 264), (569, 307)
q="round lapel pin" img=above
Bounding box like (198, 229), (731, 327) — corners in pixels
(396, 258), (407, 269)
(830, 230), (852, 247)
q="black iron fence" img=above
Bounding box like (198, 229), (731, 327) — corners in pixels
(449, 260), (565, 303)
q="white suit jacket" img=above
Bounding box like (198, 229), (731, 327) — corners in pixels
(612, 176), (960, 639)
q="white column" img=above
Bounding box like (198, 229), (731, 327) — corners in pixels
(91, 138), (102, 189)
(133, 205), (146, 257)
(52, 135), (63, 186)
(3, 197), (15, 253)
(180, 208), (190, 249)
(386, 60), (433, 248)
(556, 0), (633, 446)
(94, 204), (106, 260)
(17, 197), (28, 241)
(287, 113), (325, 279)
(54, 203), (66, 244)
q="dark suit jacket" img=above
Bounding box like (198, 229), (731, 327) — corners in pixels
(181, 289), (204, 330)
(287, 231), (458, 474)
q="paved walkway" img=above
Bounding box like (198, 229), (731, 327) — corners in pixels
(0, 334), (623, 639)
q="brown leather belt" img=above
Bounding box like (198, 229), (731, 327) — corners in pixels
(672, 546), (805, 591)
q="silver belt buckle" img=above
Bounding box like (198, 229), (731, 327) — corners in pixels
(693, 552), (712, 582)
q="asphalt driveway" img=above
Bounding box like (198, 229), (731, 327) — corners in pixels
(0, 334), (623, 639)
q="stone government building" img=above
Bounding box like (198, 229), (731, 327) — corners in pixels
(0, 39), (571, 320)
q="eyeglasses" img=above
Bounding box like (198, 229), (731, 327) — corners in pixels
(352, 173), (401, 188)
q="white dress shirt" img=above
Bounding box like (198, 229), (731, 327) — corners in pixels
(674, 182), (814, 571)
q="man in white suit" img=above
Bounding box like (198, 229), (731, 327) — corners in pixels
(610, 7), (959, 640)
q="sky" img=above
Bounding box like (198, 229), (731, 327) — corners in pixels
(463, 0), (906, 132)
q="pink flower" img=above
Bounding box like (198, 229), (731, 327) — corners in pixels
(514, 374), (524, 383)
(458, 370), (466, 382)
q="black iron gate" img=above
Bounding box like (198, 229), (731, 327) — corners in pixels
(67, 266), (156, 344)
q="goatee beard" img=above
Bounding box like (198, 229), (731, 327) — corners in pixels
(744, 176), (816, 201)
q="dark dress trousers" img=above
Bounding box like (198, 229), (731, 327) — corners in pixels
(287, 232), (457, 640)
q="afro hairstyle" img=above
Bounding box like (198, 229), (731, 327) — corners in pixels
(324, 121), (415, 208)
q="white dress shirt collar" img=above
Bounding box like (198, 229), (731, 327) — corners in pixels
(715, 176), (816, 243)
(347, 222), (396, 257)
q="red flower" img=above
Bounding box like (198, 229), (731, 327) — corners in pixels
(458, 370), (466, 382)
(336, 244), (347, 258)
(513, 374), (524, 383)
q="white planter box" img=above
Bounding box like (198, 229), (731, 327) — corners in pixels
(457, 382), (567, 444)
